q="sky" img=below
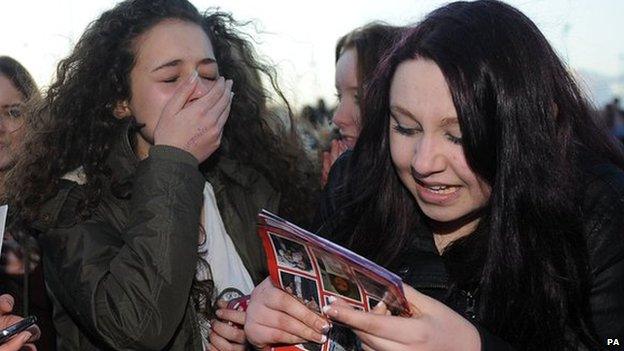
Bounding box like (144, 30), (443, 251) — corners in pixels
(1, 0), (623, 108)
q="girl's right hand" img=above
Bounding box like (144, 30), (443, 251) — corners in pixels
(244, 278), (330, 349)
(153, 72), (233, 164)
(321, 139), (349, 187)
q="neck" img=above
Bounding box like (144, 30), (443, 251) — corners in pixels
(134, 132), (152, 161)
(430, 214), (482, 254)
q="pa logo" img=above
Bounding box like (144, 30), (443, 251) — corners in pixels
(607, 338), (620, 346)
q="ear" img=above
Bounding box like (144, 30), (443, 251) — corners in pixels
(112, 100), (132, 119)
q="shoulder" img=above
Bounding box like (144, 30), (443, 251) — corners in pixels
(32, 179), (85, 232)
(580, 162), (624, 275)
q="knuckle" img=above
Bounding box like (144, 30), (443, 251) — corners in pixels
(234, 329), (246, 343)
(275, 314), (290, 328)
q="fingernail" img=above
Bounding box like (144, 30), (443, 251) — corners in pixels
(188, 70), (198, 83)
(321, 322), (332, 334)
(374, 301), (386, 309)
(322, 305), (332, 314)
(327, 296), (337, 304)
(215, 309), (223, 317)
(21, 331), (32, 342)
(319, 334), (327, 343)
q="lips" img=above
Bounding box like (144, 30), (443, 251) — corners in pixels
(413, 179), (461, 205)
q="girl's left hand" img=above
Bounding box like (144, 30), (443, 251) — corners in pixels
(322, 284), (481, 351)
(209, 299), (247, 351)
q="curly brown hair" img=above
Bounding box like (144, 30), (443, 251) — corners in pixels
(5, 0), (318, 320)
(6, 0), (318, 225)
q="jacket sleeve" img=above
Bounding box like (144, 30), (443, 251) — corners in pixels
(38, 145), (205, 350)
(583, 168), (624, 345)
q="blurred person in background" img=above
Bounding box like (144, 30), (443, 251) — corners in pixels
(321, 23), (403, 186)
(0, 56), (45, 350)
(5, 0), (317, 349)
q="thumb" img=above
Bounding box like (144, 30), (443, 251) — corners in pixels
(0, 294), (14, 314)
(402, 284), (429, 317)
(161, 71), (199, 118)
(0, 331), (31, 351)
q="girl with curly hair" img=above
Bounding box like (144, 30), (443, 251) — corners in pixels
(5, 0), (317, 349)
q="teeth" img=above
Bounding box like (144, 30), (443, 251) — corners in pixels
(426, 185), (457, 194)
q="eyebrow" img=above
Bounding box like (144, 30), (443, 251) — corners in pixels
(440, 117), (459, 127)
(390, 105), (458, 126)
(151, 57), (217, 73)
(389, 105), (416, 120)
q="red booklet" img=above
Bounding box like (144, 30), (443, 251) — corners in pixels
(257, 210), (411, 351)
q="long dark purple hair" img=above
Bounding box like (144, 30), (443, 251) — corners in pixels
(328, 1), (624, 349)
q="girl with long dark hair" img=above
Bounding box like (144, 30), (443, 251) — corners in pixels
(244, 1), (624, 350)
(5, 0), (317, 349)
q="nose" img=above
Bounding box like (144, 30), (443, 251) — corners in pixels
(187, 73), (214, 103)
(411, 134), (446, 178)
(331, 101), (353, 130)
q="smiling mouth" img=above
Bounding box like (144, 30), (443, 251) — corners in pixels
(422, 184), (459, 194)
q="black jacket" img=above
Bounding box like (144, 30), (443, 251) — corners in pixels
(316, 151), (624, 350)
(32, 122), (280, 350)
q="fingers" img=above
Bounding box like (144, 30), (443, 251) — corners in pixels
(215, 308), (245, 326)
(188, 77), (229, 114)
(354, 329), (405, 351)
(0, 295), (14, 314)
(0, 331), (31, 351)
(371, 301), (389, 316)
(263, 287), (329, 335)
(245, 278), (329, 346)
(250, 305), (326, 343)
(245, 322), (308, 347)
(322, 300), (414, 340)
(161, 71), (200, 118)
(216, 299), (229, 310)
(211, 320), (246, 344)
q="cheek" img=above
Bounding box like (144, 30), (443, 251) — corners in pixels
(130, 84), (173, 127)
(389, 134), (413, 176)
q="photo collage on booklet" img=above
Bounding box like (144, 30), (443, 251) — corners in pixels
(268, 232), (374, 351)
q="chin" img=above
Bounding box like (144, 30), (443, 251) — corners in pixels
(416, 201), (468, 224)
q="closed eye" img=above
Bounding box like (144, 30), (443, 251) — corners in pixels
(162, 76), (179, 83)
(392, 123), (419, 136)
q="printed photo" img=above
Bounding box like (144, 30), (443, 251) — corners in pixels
(270, 232), (314, 274)
(279, 270), (321, 313)
(314, 249), (348, 276)
(321, 272), (362, 302)
(354, 269), (388, 301)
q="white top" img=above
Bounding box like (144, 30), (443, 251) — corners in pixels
(196, 182), (254, 295)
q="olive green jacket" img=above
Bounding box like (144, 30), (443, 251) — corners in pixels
(32, 123), (279, 350)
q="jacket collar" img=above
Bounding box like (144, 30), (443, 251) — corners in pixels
(107, 119), (260, 191)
